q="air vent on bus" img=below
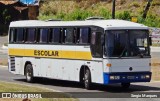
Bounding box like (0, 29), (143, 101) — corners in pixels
(46, 19), (62, 21)
(85, 16), (105, 20)
(10, 57), (15, 71)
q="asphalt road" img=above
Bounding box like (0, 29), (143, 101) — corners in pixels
(0, 36), (7, 46)
(0, 67), (160, 101)
(151, 52), (160, 59)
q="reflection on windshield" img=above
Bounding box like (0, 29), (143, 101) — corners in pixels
(105, 30), (149, 57)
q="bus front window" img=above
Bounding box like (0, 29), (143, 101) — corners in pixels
(105, 30), (150, 57)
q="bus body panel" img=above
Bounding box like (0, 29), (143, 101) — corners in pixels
(90, 61), (104, 84)
(8, 44), (104, 83)
(110, 58), (150, 72)
(103, 58), (151, 84)
(103, 59), (112, 73)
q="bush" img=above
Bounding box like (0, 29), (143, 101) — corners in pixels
(99, 8), (111, 19)
(116, 11), (131, 20)
(138, 14), (160, 28)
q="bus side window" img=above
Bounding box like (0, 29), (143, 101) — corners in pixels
(50, 28), (61, 43)
(78, 28), (90, 44)
(39, 28), (48, 43)
(15, 28), (24, 43)
(9, 29), (15, 43)
(63, 28), (75, 44)
(26, 28), (36, 43)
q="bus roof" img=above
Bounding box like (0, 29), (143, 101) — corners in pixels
(10, 19), (149, 30)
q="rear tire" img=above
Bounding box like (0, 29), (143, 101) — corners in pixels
(25, 64), (34, 83)
(121, 83), (130, 89)
(84, 69), (92, 90)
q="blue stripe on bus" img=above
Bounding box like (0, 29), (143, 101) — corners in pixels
(103, 72), (152, 84)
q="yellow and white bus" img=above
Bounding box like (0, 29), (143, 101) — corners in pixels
(8, 19), (152, 89)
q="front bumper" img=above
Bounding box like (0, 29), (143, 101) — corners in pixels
(103, 72), (152, 84)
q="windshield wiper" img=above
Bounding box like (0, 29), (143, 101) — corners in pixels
(119, 46), (127, 58)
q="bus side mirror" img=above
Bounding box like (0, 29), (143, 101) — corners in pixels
(149, 36), (152, 46)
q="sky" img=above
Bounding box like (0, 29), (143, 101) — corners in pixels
(19, 0), (39, 5)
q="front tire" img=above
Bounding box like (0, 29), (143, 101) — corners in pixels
(84, 69), (92, 90)
(25, 64), (34, 83)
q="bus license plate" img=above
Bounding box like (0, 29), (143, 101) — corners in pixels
(127, 76), (135, 79)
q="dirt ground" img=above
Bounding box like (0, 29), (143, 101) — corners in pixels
(151, 58), (160, 81)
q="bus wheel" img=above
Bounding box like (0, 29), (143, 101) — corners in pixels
(121, 83), (130, 89)
(25, 64), (34, 83)
(84, 69), (92, 90)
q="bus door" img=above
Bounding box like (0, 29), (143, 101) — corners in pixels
(90, 29), (104, 83)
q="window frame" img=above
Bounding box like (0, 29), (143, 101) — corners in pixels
(90, 31), (103, 58)
(62, 28), (76, 44)
(25, 28), (36, 43)
(104, 29), (150, 58)
(76, 27), (91, 45)
(9, 28), (16, 43)
(49, 28), (62, 44)
(38, 28), (49, 44)
(15, 28), (25, 43)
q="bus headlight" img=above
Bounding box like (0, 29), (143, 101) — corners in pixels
(145, 75), (150, 79)
(141, 75), (150, 79)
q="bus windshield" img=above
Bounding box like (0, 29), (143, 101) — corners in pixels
(105, 30), (150, 57)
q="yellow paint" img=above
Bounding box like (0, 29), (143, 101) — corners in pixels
(8, 48), (92, 60)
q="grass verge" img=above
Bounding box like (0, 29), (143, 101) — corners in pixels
(0, 81), (78, 101)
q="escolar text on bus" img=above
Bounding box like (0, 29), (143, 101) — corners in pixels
(34, 50), (59, 57)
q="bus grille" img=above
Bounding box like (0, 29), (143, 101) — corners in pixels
(10, 57), (15, 71)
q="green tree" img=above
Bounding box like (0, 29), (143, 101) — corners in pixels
(2, 9), (11, 24)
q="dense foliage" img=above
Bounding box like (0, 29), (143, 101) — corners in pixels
(38, 0), (160, 28)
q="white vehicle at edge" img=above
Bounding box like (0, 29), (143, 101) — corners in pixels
(8, 18), (152, 90)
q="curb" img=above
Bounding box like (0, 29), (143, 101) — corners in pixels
(2, 44), (8, 49)
(150, 46), (160, 52)
(150, 80), (160, 83)
(0, 65), (8, 68)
